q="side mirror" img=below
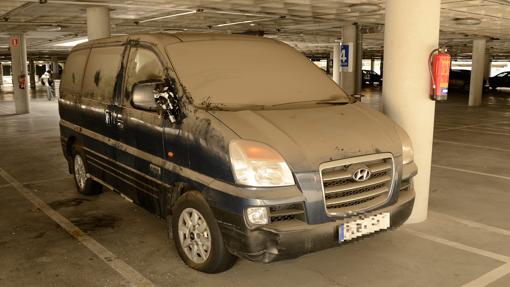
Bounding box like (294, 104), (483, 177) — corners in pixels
(132, 81), (163, 112)
(131, 80), (183, 123)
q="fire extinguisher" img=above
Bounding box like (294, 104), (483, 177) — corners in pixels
(18, 74), (26, 89)
(429, 48), (451, 101)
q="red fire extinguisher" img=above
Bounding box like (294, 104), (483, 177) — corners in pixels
(429, 48), (451, 101)
(18, 74), (26, 89)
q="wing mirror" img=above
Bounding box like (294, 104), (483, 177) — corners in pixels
(131, 79), (183, 123)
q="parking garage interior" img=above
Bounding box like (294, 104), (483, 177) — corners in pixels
(1, 0), (510, 286)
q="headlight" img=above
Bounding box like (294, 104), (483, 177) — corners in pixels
(229, 140), (295, 187)
(395, 125), (414, 165)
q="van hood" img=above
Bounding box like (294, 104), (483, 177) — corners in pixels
(210, 103), (403, 172)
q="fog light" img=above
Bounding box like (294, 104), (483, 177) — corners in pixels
(246, 207), (269, 225)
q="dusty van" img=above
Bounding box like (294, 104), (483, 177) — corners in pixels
(59, 33), (417, 273)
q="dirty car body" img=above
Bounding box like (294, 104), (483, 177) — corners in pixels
(58, 33), (417, 268)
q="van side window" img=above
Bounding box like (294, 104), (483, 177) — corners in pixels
(82, 46), (124, 103)
(60, 49), (89, 97)
(125, 47), (165, 108)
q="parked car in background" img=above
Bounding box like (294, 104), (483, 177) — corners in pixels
(362, 70), (382, 86)
(489, 71), (510, 89)
(448, 69), (471, 91)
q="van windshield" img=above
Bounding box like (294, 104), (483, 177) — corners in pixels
(166, 39), (350, 109)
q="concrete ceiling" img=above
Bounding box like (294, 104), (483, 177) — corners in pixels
(0, 0), (509, 59)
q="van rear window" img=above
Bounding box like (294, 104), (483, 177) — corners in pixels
(81, 46), (124, 103)
(61, 49), (90, 97)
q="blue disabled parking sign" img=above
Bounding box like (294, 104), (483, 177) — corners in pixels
(340, 43), (353, 72)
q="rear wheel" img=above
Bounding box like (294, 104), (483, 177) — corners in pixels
(171, 191), (236, 273)
(72, 145), (102, 195)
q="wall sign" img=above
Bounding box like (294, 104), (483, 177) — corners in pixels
(340, 42), (353, 72)
(11, 36), (19, 48)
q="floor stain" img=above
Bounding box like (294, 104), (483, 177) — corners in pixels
(49, 198), (90, 210)
(70, 214), (118, 232)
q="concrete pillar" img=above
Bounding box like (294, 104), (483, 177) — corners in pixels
(87, 7), (110, 40)
(382, 0), (441, 223)
(332, 43), (340, 84)
(484, 54), (491, 81)
(468, 38), (487, 107)
(52, 58), (60, 79)
(340, 24), (359, 95)
(29, 59), (36, 90)
(370, 58), (375, 72)
(0, 62), (3, 86)
(10, 34), (30, 114)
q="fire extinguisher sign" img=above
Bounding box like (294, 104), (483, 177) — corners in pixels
(11, 36), (20, 48)
(340, 42), (353, 72)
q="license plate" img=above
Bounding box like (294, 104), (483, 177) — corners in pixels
(339, 213), (390, 242)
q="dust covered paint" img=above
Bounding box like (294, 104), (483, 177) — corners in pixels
(59, 33), (417, 272)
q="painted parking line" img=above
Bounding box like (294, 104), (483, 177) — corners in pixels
(405, 229), (510, 263)
(430, 211), (510, 237)
(0, 168), (155, 287)
(433, 140), (510, 153)
(435, 121), (510, 132)
(0, 176), (72, 189)
(461, 263), (510, 287)
(432, 164), (510, 181)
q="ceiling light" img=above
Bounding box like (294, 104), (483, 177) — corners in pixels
(215, 16), (285, 27)
(454, 17), (481, 25)
(137, 9), (202, 24)
(349, 3), (381, 13)
(36, 25), (62, 32)
(54, 37), (88, 47)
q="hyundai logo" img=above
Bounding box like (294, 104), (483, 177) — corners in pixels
(352, 167), (371, 182)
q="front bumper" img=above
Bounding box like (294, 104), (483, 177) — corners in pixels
(218, 187), (414, 262)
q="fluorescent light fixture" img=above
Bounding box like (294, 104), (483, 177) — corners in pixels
(36, 25), (62, 32)
(137, 9), (201, 24)
(54, 37), (88, 47)
(215, 16), (284, 27)
(349, 3), (381, 13)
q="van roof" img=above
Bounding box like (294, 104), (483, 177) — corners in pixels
(72, 33), (274, 51)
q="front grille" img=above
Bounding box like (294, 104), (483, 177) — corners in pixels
(319, 153), (394, 216)
(269, 203), (305, 223)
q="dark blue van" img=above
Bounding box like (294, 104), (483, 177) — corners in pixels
(59, 33), (417, 273)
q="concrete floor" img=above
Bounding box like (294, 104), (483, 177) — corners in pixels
(1, 84), (509, 287)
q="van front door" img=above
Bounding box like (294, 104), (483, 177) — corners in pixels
(113, 44), (167, 214)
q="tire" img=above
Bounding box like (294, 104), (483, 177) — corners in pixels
(171, 191), (236, 273)
(71, 144), (102, 195)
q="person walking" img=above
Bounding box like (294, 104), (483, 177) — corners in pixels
(40, 70), (55, 100)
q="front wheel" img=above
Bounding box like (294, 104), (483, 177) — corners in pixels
(72, 145), (102, 195)
(171, 191), (236, 273)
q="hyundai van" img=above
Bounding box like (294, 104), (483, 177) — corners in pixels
(58, 33), (417, 273)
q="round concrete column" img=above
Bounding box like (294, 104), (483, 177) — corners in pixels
(29, 59), (36, 90)
(340, 24), (359, 95)
(332, 42), (341, 84)
(10, 34), (30, 114)
(52, 58), (60, 79)
(382, 0), (441, 223)
(469, 39), (487, 107)
(0, 62), (3, 86)
(87, 7), (110, 40)
(484, 54), (492, 81)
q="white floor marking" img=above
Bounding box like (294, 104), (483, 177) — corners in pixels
(404, 229), (510, 263)
(435, 121), (510, 132)
(457, 129), (510, 136)
(432, 164), (510, 181)
(461, 262), (510, 287)
(434, 140), (510, 152)
(430, 211), (510, 237)
(0, 168), (155, 287)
